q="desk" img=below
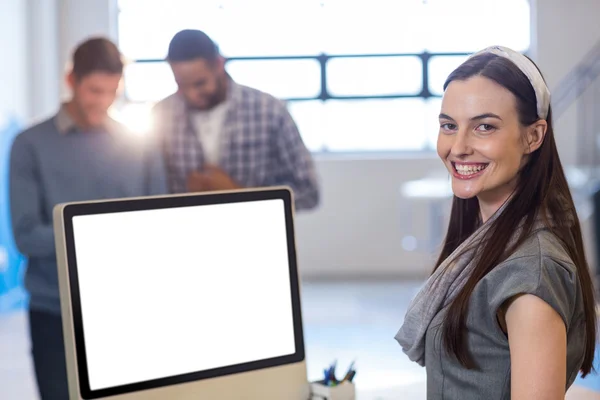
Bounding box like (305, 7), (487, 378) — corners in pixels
(399, 177), (452, 253)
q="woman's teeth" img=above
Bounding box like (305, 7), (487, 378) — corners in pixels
(454, 164), (487, 176)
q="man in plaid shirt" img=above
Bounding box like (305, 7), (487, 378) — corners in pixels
(152, 29), (320, 210)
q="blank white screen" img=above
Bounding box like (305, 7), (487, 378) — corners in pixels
(71, 199), (296, 391)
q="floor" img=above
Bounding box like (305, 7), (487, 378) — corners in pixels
(0, 281), (599, 399)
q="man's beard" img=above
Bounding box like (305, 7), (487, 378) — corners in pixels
(199, 76), (227, 110)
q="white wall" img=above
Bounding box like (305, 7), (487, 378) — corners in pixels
(531, 0), (600, 272)
(20, 0), (600, 279)
(532, 0), (600, 166)
(27, 0), (61, 123)
(0, 0), (29, 123)
(58, 0), (118, 101)
(296, 154), (444, 279)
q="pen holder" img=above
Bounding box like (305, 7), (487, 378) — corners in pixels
(309, 380), (356, 400)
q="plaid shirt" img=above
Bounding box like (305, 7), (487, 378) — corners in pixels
(152, 80), (319, 210)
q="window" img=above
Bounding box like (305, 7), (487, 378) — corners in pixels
(428, 56), (470, 96)
(288, 99), (434, 152)
(286, 101), (327, 152)
(123, 62), (176, 102)
(117, 0), (530, 152)
(319, 0), (428, 55)
(226, 59), (322, 99)
(326, 57), (423, 97)
(422, 0), (530, 53)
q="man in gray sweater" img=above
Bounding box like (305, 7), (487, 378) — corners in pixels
(9, 38), (166, 399)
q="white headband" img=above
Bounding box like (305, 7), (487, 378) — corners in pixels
(469, 45), (551, 120)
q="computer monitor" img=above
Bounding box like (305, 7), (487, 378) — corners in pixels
(53, 187), (309, 400)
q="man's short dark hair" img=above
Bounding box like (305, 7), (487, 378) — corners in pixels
(167, 29), (220, 63)
(72, 37), (123, 79)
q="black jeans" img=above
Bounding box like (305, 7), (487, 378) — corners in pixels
(29, 309), (69, 400)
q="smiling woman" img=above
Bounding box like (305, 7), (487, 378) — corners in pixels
(396, 46), (597, 400)
(437, 75), (547, 221)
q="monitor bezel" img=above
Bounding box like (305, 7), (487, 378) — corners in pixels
(60, 188), (305, 399)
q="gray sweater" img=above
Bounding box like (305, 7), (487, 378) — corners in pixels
(9, 110), (167, 315)
(424, 229), (586, 399)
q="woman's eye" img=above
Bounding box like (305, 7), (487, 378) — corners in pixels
(476, 124), (495, 132)
(440, 123), (457, 131)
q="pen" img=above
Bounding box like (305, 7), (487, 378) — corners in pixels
(341, 360), (355, 382)
(321, 359), (357, 386)
(328, 361), (337, 385)
(347, 370), (356, 383)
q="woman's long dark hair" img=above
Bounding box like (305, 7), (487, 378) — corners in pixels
(435, 53), (597, 376)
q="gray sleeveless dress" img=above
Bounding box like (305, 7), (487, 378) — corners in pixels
(424, 229), (587, 399)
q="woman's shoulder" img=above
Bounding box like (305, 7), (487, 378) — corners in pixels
(479, 229), (581, 327)
(499, 228), (576, 275)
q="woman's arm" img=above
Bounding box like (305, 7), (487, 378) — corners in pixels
(505, 293), (567, 400)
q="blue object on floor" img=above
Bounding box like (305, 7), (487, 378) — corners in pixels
(0, 115), (28, 314)
(574, 343), (600, 391)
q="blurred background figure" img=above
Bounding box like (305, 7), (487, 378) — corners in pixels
(152, 29), (320, 211)
(9, 37), (166, 400)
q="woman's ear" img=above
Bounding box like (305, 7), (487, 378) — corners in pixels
(524, 120), (547, 154)
(66, 71), (75, 91)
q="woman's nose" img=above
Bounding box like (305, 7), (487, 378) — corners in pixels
(450, 130), (473, 157)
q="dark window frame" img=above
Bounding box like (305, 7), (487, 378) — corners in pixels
(126, 51), (472, 103)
